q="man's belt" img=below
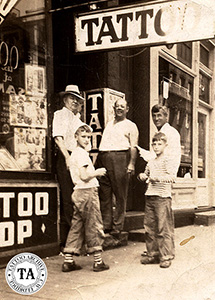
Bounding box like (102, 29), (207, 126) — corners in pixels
(100, 150), (128, 153)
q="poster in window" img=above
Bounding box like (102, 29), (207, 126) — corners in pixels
(25, 64), (46, 96)
(14, 127), (46, 170)
(9, 94), (47, 128)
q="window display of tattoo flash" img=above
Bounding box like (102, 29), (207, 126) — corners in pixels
(0, 3), (48, 172)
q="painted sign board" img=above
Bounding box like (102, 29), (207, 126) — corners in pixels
(0, 185), (59, 265)
(75, 0), (215, 52)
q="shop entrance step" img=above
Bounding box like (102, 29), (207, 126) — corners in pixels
(194, 211), (215, 226)
(128, 228), (146, 242)
(123, 211), (145, 232)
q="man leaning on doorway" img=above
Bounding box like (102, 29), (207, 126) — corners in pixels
(52, 84), (85, 248)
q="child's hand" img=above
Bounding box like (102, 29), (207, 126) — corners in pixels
(137, 173), (148, 182)
(95, 168), (106, 177)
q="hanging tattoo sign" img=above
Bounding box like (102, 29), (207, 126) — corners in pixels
(74, 0), (215, 52)
(0, 0), (19, 25)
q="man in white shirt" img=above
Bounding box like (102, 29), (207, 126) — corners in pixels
(137, 104), (181, 176)
(52, 84), (85, 247)
(96, 99), (139, 236)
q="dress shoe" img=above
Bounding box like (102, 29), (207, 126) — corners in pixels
(93, 261), (109, 272)
(160, 260), (171, 268)
(110, 230), (121, 239)
(62, 262), (82, 272)
(140, 256), (159, 264)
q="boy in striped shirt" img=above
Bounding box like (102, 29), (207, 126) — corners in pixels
(138, 132), (177, 268)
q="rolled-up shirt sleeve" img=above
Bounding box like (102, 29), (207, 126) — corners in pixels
(52, 110), (66, 138)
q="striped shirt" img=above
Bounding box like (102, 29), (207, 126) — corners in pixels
(144, 154), (176, 198)
(137, 123), (181, 176)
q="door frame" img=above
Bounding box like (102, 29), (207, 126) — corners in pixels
(196, 106), (210, 207)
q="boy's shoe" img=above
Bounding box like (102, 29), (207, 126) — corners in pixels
(62, 262), (82, 272)
(140, 256), (159, 264)
(141, 251), (159, 258)
(93, 261), (109, 272)
(160, 260), (171, 268)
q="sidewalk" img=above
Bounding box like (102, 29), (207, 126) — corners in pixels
(1, 225), (215, 300)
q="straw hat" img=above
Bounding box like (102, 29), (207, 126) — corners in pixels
(59, 84), (85, 101)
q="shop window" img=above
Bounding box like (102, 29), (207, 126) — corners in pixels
(198, 112), (206, 178)
(200, 45), (209, 68)
(169, 71), (176, 82)
(188, 82), (193, 96)
(159, 58), (193, 178)
(0, 0), (49, 172)
(168, 92), (192, 178)
(199, 72), (210, 103)
(179, 76), (185, 87)
(177, 42), (192, 68)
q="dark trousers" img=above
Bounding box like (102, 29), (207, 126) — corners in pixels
(56, 151), (74, 246)
(95, 151), (129, 232)
(144, 196), (175, 261)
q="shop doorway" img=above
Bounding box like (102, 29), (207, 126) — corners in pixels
(197, 107), (209, 207)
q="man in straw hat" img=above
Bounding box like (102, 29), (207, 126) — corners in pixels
(52, 84), (85, 248)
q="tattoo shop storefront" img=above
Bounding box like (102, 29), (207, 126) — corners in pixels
(51, 0), (215, 215)
(1, 0), (215, 264)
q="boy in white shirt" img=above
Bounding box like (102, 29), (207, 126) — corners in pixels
(62, 124), (109, 272)
(138, 132), (176, 268)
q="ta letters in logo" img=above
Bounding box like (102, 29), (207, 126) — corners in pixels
(5, 252), (47, 295)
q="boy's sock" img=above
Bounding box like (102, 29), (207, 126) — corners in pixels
(62, 253), (82, 272)
(94, 251), (103, 265)
(93, 251), (109, 272)
(64, 253), (74, 264)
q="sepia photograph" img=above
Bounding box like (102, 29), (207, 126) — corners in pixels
(0, 0), (215, 299)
